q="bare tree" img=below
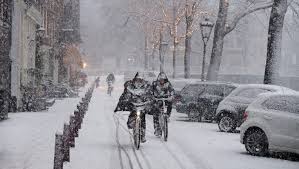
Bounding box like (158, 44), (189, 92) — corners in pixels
(184, 0), (200, 78)
(207, 0), (273, 81)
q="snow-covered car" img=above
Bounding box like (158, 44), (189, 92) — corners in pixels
(240, 93), (299, 156)
(216, 84), (294, 132)
(176, 82), (238, 122)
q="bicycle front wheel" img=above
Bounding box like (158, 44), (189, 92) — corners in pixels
(134, 118), (141, 149)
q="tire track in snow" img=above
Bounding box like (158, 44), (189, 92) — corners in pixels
(146, 116), (203, 169)
(113, 114), (134, 169)
(114, 114), (148, 169)
(147, 116), (213, 169)
(115, 113), (156, 169)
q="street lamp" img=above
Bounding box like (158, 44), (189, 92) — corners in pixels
(159, 40), (168, 72)
(200, 18), (214, 81)
(83, 62), (87, 69)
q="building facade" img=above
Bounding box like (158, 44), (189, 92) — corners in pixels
(60, 0), (82, 87)
(10, 0), (43, 109)
(35, 0), (64, 86)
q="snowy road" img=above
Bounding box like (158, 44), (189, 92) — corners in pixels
(64, 76), (298, 169)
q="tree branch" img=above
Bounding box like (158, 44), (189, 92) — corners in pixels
(224, 2), (273, 35)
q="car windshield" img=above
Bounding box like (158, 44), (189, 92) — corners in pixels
(181, 84), (205, 96)
(204, 85), (223, 96)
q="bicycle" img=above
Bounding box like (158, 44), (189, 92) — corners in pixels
(131, 101), (150, 149)
(155, 97), (172, 142)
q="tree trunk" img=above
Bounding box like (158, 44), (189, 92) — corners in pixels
(206, 0), (229, 81)
(264, 0), (287, 84)
(184, 35), (191, 79)
(159, 32), (164, 72)
(172, 39), (178, 78)
(184, 15), (193, 79)
(151, 47), (156, 71)
(144, 36), (149, 70)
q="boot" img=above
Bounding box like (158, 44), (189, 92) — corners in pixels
(141, 128), (146, 143)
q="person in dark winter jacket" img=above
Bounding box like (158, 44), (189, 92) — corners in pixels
(114, 72), (152, 143)
(152, 72), (174, 137)
(95, 77), (100, 88)
(106, 73), (115, 84)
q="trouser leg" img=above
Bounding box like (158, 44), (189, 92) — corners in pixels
(127, 111), (135, 129)
(166, 101), (172, 116)
(153, 109), (162, 136)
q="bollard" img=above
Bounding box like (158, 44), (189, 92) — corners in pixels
(69, 115), (76, 147)
(54, 133), (64, 169)
(62, 123), (70, 162)
(78, 103), (85, 119)
(74, 111), (80, 137)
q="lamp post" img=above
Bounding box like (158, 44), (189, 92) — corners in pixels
(159, 40), (168, 72)
(200, 18), (214, 81)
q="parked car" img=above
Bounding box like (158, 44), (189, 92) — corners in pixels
(240, 93), (299, 156)
(216, 84), (294, 132)
(176, 82), (238, 122)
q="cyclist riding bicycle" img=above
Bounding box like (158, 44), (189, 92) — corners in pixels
(115, 72), (152, 143)
(152, 72), (174, 137)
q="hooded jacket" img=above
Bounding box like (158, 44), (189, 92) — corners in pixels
(152, 72), (174, 98)
(114, 72), (152, 112)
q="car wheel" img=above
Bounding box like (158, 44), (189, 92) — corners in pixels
(245, 129), (268, 156)
(218, 114), (236, 132)
(188, 108), (200, 122)
(201, 107), (213, 123)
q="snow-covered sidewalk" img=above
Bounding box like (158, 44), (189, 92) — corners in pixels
(0, 85), (90, 169)
(64, 76), (298, 169)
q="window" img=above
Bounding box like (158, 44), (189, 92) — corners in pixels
(181, 85), (205, 96)
(262, 96), (299, 114)
(236, 88), (270, 98)
(263, 98), (287, 112)
(223, 86), (236, 96)
(204, 85), (224, 96)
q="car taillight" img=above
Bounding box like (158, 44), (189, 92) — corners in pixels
(243, 111), (249, 121)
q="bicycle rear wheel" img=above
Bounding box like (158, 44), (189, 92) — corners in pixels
(134, 118), (141, 149)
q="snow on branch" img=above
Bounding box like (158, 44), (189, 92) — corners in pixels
(224, 2), (273, 35)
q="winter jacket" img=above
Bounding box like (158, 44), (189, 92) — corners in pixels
(152, 73), (175, 99)
(106, 74), (115, 83)
(114, 79), (153, 112)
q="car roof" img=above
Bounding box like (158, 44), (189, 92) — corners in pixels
(186, 81), (239, 87)
(249, 92), (299, 107)
(233, 84), (294, 93)
(257, 92), (299, 99)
